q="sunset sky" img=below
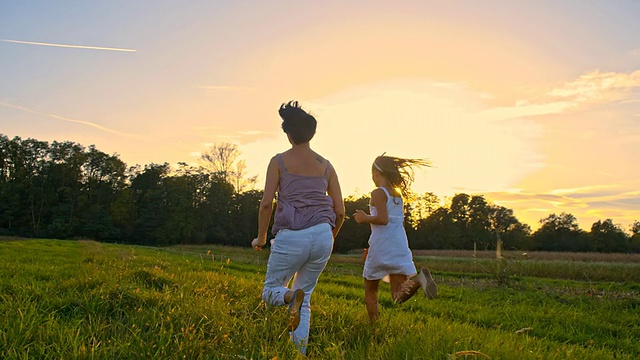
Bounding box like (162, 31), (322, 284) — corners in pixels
(1, 1), (639, 232)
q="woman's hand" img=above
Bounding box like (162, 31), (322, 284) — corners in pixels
(353, 209), (368, 224)
(251, 237), (267, 251)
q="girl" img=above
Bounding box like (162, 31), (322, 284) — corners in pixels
(353, 154), (437, 321)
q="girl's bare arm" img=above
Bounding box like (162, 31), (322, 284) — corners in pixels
(353, 188), (388, 225)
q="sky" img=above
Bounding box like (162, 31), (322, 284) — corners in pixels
(1, 1), (639, 233)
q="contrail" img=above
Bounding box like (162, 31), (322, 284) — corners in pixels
(0, 102), (138, 137)
(0, 39), (136, 52)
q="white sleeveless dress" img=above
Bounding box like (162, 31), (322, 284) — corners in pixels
(363, 187), (417, 281)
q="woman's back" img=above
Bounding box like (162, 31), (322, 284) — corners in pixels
(271, 152), (335, 235)
(279, 149), (327, 177)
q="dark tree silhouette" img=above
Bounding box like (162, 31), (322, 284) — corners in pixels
(1, 133), (637, 253)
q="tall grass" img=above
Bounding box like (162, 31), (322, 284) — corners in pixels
(1, 240), (638, 359)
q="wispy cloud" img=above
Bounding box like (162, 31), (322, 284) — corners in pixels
(487, 186), (640, 230)
(0, 39), (136, 52)
(480, 70), (640, 122)
(199, 85), (258, 92)
(237, 130), (269, 136)
(0, 102), (137, 137)
(191, 127), (273, 141)
(546, 70), (640, 103)
(476, 101), (574, 122)
(549, 184), (620, 196)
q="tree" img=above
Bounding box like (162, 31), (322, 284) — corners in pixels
(41, 140), (87, 238)
(126, 163), (172, 244)
(11, 137), (51, 235)
(335, 195), (372, 253)
(0, 135), (126, 240)
(490, 206), (531, 250)
(154, 174), (199, 245)
(199, 143), (257, 193)
(631, 221), (640, 236)
(590, 219), (630, 253)
(227, 189), (263, 246)
(449, 193), (473, 249)
(0, 134), (16, 233)
(405, 191), (440, 228)
(467, 195), (493, 250)
(416, 207), (459, 249)
(201, 172), (235, 244)
(0, 134), (9, 182)
(631, 221), (640, 253)
(489, 206), (531, 250)
(532, 213), (590, 252)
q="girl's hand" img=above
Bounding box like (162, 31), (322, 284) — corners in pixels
(353, 209), (367, 224)
(251, 238), (266, 251)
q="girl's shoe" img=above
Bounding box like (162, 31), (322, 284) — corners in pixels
(417, 267), (438, 299)
(288, 289), (305, 331)
(394, 279), (420, 303)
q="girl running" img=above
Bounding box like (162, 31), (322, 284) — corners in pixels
(353, 154), (437, 321)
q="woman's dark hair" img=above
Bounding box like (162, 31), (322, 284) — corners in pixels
(373, 155), (431, 197)
(279, 100), (317, 144)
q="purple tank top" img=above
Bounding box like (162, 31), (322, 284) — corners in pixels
(271, 154), (336, 235)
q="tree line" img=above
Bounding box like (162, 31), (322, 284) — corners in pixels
(1, 134), (639, 253)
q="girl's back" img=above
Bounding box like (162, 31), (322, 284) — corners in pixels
(365, 187), (414, 276)
(377, 187), (404, 220)
(369, 187), (406, 239)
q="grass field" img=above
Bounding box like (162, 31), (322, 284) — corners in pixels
(0, 239), (638, 359)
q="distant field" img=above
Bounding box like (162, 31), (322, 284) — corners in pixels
(1, 239), (638, 359)
(412, 249), (640, 263)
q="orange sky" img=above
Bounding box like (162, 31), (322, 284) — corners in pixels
(1, 1), (639, 232)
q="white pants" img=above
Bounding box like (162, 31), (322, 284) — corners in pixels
(261, 222), (333, 354)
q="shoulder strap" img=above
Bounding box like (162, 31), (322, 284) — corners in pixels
(324, 160), (331, 179)
(378, 186), (391, 199)
(276, 153), (287, 174)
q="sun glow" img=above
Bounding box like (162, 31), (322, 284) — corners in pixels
(241, 79), (544, 201)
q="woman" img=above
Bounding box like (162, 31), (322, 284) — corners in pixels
(251, 100), (345, 354)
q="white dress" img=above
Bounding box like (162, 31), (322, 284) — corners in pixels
(363, 187), (417, 281)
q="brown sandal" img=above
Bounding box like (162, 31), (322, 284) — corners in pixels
(394, 278), (420, 303)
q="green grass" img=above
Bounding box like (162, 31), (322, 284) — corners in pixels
(0, 239), (638, 359)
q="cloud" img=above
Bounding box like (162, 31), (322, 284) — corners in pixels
(0, 39), (136, 52)
(472, 70), (640, 123)
(190, 126), (274, 144)
(546, 70), (640, 103)
(199, 85), (258, 92)
(476, 101), (575, 122)
(549, 184), (620, 196)
(238, 130), (269, 136)
(487, 186), (640, 230)
(0, 102), (138, 138)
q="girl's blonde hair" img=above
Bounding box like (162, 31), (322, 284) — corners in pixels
(373, 154), (431, 197)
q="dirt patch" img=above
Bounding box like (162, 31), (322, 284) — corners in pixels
(0, 236), (30, 242)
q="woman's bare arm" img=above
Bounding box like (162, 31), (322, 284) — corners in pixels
(327, 162), (345, 238)
(252, 156), (279, 250)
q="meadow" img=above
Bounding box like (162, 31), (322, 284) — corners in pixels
(0, 239), (638, 359)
